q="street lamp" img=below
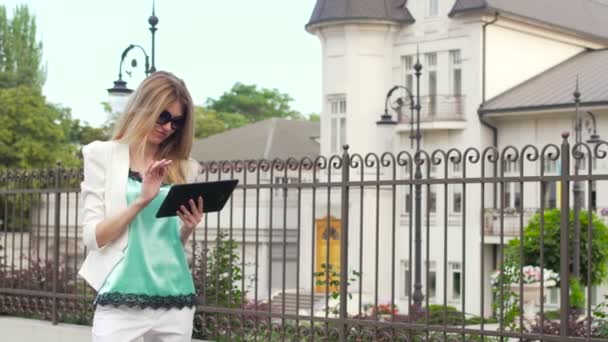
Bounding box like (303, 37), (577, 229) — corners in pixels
(571, 82), (605, 277)
(377, 85), (416, 147)
(377, 52), (424, 309)
(107, 1), (159, 113)
(584, 111), (606, 144)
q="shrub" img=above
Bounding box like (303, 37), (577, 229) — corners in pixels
(570, 277), (586, 310)
(525, 311), (596, 339)
(426, 304), (464, 325)
(505, 209), (608, 287)
(193, 232), (245, 309)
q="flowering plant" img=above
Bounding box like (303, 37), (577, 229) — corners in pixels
(491, 265), (559, 287)
(368, 303), (399, 316)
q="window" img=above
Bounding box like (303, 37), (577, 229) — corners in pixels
(427, 0), (439, 17)
(404, 55), (414, 91)
(453, 190), (462, 213)
(450, 50), (462, 65)
(426, 53), (437, 68)
(426, 53), (437, 116)
(429, 71), (437, 96)
(405, 192), (412, 214)
(449, 262), (462, 301)
(544, 158), (558, 174)
(453, 160), (462, 173)
(503, 159), (519, 174)
(426, 261), (437, 299)
(542, 181), (557, 209)
(450, 50), (462, 96)
(428, 190), (437, 213)
(328, 96), (347, 154)
(504, 182), (522, 210)
(402, 260), (411, 298)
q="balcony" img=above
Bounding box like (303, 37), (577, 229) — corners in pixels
(483, 208), (539, 243)
(483, 207), (608, 245)
(396, 95), (466, 131)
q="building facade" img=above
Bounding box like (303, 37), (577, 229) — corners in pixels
(305, 0), (608, 315)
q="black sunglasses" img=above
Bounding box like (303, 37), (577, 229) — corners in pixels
(156, 110), (185, 130)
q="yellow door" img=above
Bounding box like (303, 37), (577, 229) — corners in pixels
(315, 216), (341, 293)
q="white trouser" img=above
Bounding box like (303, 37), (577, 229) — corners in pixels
(92, 305), (195, 342)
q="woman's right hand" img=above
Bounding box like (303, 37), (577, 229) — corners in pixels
(138, 159), (172, 205)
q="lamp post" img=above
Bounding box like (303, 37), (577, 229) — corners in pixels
(377, 52), (424, 309)
(572, 81), (606, 276)
(107, 1), (159, 113)
(573, 79), (582, 279)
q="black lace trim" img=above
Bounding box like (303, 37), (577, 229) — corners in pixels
(128, 169), (144, 182)
(95, 292), (198, 309)
(128, 169), (170, 186)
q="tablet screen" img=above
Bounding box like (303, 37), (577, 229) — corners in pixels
(155, 179), (239, 218)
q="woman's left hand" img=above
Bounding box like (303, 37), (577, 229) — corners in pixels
(177, 196), (204, 242)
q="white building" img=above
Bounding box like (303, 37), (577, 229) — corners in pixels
(84, 0), (608, 318)
(304, 0), (608, 316)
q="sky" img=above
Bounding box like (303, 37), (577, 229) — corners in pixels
(2, 0), (321, 127)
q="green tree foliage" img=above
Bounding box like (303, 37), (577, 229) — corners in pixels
(0, 5), (103, 170)
(0, 5), (45, 90)
(193, 106), (249, 139)
(195, 83), (318, 139)
(505, 209), (608, 286)
(104, 82), (314, 139)
(0, 86), (80, 169)
(308, 113), (320, 122)
(206, 83), (303, 124)
(58, 109), (109, 147)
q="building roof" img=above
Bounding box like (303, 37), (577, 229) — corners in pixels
(190, 118), (320, 162)
(449, 0), (608, 42)
(306, 0), (414, 30)
(480, 49), (608, 115)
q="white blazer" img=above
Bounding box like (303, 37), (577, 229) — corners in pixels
(78, 140), (200, 291)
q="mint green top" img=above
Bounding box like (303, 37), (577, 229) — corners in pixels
(95, 172), (196, 309)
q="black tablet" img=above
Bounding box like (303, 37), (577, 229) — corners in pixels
(156, 179), (239, 218)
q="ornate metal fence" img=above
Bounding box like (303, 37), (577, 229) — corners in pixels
(2, 133), (608, 341)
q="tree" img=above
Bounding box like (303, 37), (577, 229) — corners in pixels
(206, 83), (303, 123)
(0, 5), (45, 90)
(57, 107), (109, 147)
(193, 106), (249, 139)
(308, 113), (320, 122)
(0, 86), (80, 169)
(504, 209), (608, 286)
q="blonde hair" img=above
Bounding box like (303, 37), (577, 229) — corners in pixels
(112, 71), (195, 184)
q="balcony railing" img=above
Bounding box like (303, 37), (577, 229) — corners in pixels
(484, 207), (608, 237)
(483, 208), (540, 237)
(398, 95), (465, 124)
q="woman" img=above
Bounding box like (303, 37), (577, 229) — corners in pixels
(79, 71), (203, 342)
